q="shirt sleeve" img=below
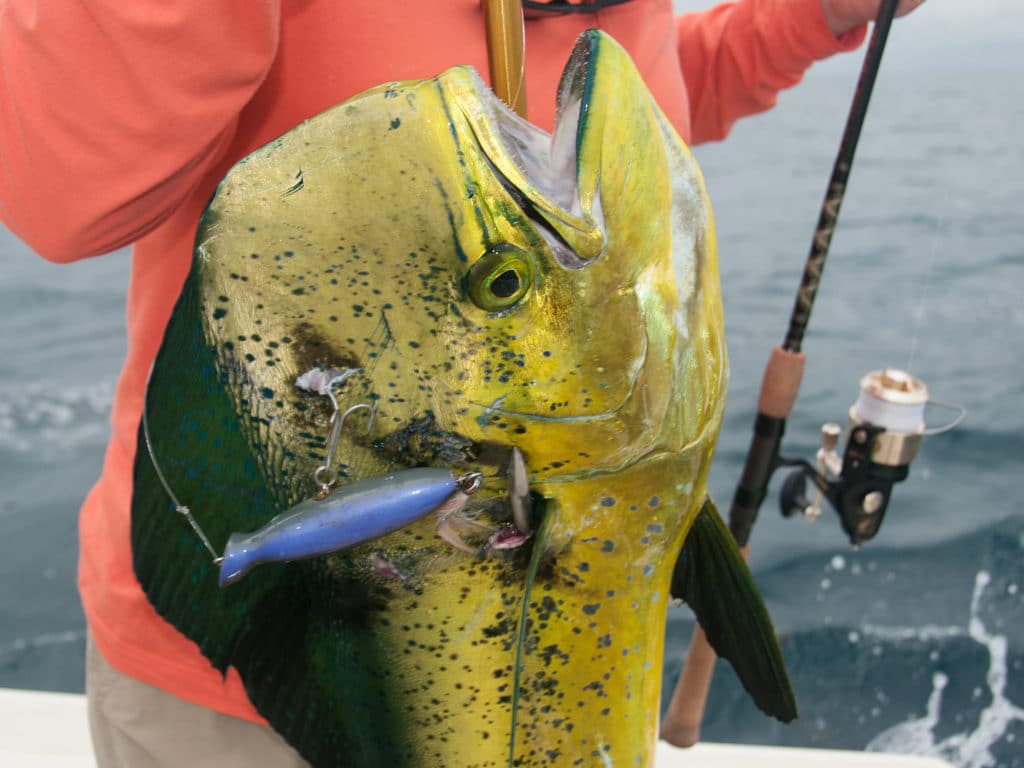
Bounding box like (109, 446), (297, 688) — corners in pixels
(0, 1), (281, 262)
(678, 0), (867, 145)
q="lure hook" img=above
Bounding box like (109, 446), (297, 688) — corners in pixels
(313, 399), (376, 496)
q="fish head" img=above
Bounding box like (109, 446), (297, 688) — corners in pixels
(137, 29), (727, 767)
(191, 30), (722, 481)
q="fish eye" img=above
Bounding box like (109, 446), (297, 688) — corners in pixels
(466, 243), (533, 311)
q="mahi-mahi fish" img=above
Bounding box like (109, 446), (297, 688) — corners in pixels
(132, 30), (795, 768)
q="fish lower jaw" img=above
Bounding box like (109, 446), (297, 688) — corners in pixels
(524, 444), (708, 505)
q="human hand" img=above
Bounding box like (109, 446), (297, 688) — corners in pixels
(820, 0), (925, 37)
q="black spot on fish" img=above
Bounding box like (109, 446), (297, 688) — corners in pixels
(389, 117), (401, 130)
(212, 308), (227, 320)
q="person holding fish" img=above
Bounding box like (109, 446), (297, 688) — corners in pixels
(0, 1), (925, 766)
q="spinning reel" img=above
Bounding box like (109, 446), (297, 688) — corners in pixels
(778, 368), (963, 546)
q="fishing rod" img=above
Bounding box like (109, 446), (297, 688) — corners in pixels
(483, 0), (528, 117)
(661, 0), (945, 746)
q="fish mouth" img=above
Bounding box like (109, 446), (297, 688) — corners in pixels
(464, 33), (608, 269)
(466, 327), (647, 425)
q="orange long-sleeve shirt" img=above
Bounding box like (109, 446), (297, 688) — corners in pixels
(0, 0), (863, 725)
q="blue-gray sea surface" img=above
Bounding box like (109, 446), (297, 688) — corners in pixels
(1, 71), (1021, 767)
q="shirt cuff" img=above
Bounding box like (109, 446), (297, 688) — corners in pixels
(791, 0), (868, 59)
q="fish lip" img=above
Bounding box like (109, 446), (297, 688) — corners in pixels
(460, 41), (607, 268)
(532, 423), (719, 486)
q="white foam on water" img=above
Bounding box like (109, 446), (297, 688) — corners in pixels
(861, 624), (966, 642)
(0, 629), (86, 661)
(866, 571), (1024, 768)
(0, 381), (114, 455)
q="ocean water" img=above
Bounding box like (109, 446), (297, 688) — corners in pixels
(1, 68), (1021, 766)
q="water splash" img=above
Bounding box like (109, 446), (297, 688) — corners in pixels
(866, 571), (1024, 767)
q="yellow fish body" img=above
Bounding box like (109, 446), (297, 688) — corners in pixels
(133, 30), (792, 767)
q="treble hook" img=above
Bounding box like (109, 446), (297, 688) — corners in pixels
(312, 372), (376, 495)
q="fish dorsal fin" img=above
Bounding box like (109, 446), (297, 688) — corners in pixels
(671, 497), (797, 722)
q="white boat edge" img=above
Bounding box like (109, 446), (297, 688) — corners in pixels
(0, 687), (956, 767)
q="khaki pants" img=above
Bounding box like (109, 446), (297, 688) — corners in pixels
(86, 635), (310, 767)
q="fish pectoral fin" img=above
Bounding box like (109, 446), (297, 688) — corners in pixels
(670, 497), (798, 723)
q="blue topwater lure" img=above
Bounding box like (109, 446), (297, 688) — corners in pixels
(143, 366), (486, 588)
(219, 468), (482, 586)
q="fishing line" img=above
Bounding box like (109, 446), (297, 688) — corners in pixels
(899, 192), (963, 434)
(507, 505), (548, 768)
(903, 201), (947, 375)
